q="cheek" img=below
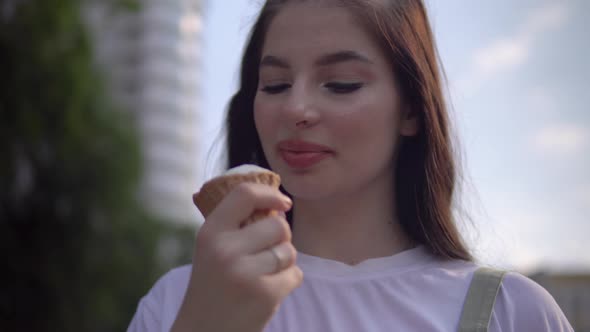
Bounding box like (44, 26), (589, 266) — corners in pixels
(254, 96), (282, 153)
(334, 114), (397, 160)
(254, 97), (271, 138)
(331, 97), (400, 150)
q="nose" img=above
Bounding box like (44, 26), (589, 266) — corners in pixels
(281, 82), (320, 130)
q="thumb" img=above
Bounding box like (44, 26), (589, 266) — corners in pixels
(192, 191), (210, 219)
(192, 192), (199, 206)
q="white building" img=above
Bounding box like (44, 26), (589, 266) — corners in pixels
(86, 0), (203, 225)
(530, 272), (590, 331)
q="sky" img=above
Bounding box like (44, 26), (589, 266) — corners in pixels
(198, 0), (590, 273)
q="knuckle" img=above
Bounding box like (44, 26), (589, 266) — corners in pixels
(296, 266), (304, 282)
(233, 182), (256, 199)
(195, 228), (214, 250)
(284, 243), (297, 265)
(291, 266), (304, 287)
(255, 217), (288, 242)
(271, 217), (291, 241)
(211, 241), (236, 267)
(226, 260), (249, 285)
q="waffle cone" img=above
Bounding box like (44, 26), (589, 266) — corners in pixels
(193, 170), (281, 225)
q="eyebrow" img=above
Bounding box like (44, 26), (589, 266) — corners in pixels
(259, 50), (373, 69)
(316, 50), (373, 66)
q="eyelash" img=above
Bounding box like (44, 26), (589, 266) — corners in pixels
(261, 83), (290, 94)
(260, 82), (364, 95)
(324, 82), (363, 94)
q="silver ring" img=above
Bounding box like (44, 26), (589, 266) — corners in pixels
(269, 246), (283, 272)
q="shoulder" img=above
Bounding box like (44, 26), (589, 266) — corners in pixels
(144, 264), (192, 312)
(499, 272), (564, 315)
(150, 265), (193, 298)
(490, 271), (573, 332)
(127, 265), (192, 332)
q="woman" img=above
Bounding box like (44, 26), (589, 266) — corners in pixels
(128, 1), (573, 331)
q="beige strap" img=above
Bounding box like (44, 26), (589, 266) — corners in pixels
(457, 267), (506, 332)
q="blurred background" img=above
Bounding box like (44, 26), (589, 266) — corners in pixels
(0, 0), (588, 331)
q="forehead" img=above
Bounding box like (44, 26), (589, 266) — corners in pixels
(262, 3), (383, 62)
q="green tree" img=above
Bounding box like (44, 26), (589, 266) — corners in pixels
(0, 1), (192, 330)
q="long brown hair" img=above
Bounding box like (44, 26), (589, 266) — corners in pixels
(225, 0), (472, 261)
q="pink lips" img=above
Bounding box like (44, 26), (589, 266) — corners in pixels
(277, 140), (333, 169)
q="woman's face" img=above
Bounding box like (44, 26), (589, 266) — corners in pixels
(254, 2), (417, 200)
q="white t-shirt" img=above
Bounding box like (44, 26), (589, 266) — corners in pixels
(127, 246), (573, 332)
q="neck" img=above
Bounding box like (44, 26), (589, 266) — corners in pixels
(291, 177), (412, 266)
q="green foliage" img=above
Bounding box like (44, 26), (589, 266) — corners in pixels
(112, 0), (141, 11)
(0, 0), (193, 330)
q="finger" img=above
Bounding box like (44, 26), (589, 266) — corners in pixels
(234, 216), (291, 254)
(262, 264), (304, 301)
(208, 183), (292, 231)
(239, 242), (297, 277)
(192, 191), (199, 206)
(197, 216), (290, 272)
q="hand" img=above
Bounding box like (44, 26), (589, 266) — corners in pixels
(171, 183), (303, 332)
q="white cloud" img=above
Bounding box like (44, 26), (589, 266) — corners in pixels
(584, 191), (590, 209)
(575, 185), (590, 210)
(456, 2), (571, 95)
(524, 87), (559, 116)
(474, 39), (529, 75)
(520, 2), (569, 37)
(477, 202), (548, 272)
(530, 123), (589, 156)
(477, 190), (590, 272)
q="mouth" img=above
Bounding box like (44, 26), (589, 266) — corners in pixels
(277, 140), (333, 169)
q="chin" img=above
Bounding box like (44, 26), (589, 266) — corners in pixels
(280, 174), (338, 200)
(269, 158), (342, 198)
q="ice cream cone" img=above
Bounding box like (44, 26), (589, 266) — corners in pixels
(193, 165), (281, 226)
